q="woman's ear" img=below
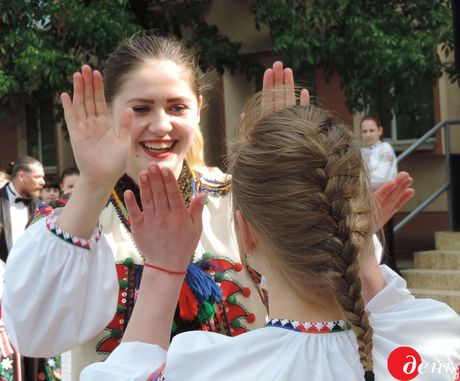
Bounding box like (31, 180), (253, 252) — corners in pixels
(235, 210), (256, 255)
(378, 126), (383, 138)
(197, 95), (203, 118)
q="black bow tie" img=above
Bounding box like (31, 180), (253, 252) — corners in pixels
(15, 197), (32, 206)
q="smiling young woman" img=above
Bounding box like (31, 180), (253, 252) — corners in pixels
(2, 35), (266, 380)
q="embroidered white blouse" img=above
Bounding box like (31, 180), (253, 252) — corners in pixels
(80, 266), (460, 381)
(361, 141), (397, 190)
(2, 172), (268, 380)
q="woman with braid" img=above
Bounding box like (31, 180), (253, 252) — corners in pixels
(81, 91), (460, 380)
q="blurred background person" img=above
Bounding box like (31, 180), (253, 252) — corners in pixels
(41, 178), (61, 204)
(0, 156), (45, 262)
(0, 156), (44, 380)
(360, 115), (397, 190)
(60, 167), (80, 194)
(360, 115), (398, 271)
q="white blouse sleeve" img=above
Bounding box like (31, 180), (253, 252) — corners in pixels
(369, 265), (460, 378)
(80, 342), (166, 381)
(2, 210), (119, 357)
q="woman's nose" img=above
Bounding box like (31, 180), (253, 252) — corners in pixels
(149, 110), (172, 134)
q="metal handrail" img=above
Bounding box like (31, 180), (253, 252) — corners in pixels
(394, 119), (460, 233)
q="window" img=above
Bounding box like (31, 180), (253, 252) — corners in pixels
(25, 98), (57, 173)
(384, 80), (436, 150)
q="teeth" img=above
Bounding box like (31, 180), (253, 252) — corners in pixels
(143, 142), (174, 150)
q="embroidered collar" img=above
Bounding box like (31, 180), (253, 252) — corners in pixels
(111, 162), (195, 232)
(266, 318), (351, 334)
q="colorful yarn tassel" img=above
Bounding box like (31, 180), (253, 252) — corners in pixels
(178, 282), (199, 321)
(185, 262), (223, 304)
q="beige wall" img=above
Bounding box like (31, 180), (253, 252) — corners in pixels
(222, 70), (255, 147)
(56, 124), (75, 175)
(398, 155), (448, 212)
(438, 62), (460, 154)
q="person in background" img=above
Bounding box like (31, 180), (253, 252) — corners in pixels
(360, 115), (397, 190)
(360, 115), (399, 270)
(81, 93), (459, 381)
(60, 167), (80, 194)
(0, 156), (45, 262)
(0, 156), (45, 380)
(41, 179), (61, 204)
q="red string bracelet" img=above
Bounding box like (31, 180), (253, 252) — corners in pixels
(143, 262), (187, 276)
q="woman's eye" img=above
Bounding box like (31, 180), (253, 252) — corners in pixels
(132, 106), (149, 113)
(170, 104), (187, 113)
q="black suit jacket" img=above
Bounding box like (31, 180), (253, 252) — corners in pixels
(0, 184), (40, 262)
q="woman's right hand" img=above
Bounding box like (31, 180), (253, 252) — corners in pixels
(61, 65), (132, 189)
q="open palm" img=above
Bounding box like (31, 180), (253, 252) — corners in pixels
(61, 65), (132, 187)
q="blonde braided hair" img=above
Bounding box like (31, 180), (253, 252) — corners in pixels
(227, 93), (375, 380)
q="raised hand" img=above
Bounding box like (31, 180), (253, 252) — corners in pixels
(61, 64), (132, 188)
(124, 164), (207, 272)
(373, 171), (415, 232)
(262, 61), (309, 115)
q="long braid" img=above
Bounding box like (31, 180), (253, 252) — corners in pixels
(228, 97), (376, 380)
(317, 118), (375, 380)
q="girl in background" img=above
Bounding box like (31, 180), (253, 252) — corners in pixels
(361, 115), (397, 190)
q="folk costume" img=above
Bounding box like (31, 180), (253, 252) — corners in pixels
(3, 164), (267, 381)
(81, 265), (460, 381)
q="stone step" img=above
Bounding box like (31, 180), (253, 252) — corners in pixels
(413, 250), (460, 270)
(410, 289), (460, 314)
(400, 269), (460, 290)
(435, 231), (460, 251)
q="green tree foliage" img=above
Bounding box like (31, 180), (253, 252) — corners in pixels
(0, 0), (140, 115)
(251, 0), (457, 129)
(0, 0), (258, 118)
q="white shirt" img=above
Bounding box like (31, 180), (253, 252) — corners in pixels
(361, 141), (397, 190)
(6, 183), (29, 246)
(81, 266), (460, 381)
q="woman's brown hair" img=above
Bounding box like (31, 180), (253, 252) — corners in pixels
(103, 33), (205, 168)
(227, 92), (375, 380)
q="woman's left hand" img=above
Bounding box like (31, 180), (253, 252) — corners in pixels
(262, 61), (310, 115)
(124, 164), (207, 272)
(373, 171), (415, 232)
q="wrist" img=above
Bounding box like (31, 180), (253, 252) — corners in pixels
(144, 262), (187, 276)
(75, 176), (117, 198)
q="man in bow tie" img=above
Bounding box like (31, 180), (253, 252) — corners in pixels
(0, 156), (45, 263)
(0, 156), (45, 380)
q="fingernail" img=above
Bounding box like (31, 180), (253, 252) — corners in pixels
(125, 192), (132, 200)
(141, 174), (148, 183)
(161, 167), (169, 177)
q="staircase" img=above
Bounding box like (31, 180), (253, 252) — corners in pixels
(400, 231), (460, 314)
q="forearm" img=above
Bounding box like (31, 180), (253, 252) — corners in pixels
(3, 219), (118, 356)
(57, 177), (115, 239)
(360, 237), (386, 303)
(122, 269), (183, 350)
